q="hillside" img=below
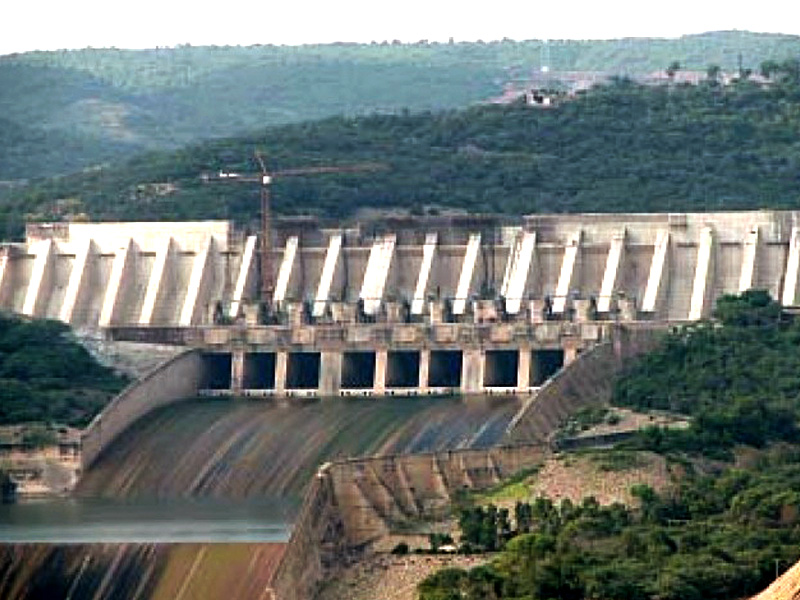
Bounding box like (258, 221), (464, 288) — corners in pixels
(0, 314), (127, 426)
(416, 293), (800, 600)
(5, 76), (800, 238)
(2, 30), (800, 180)
(613, 291), (800, 456)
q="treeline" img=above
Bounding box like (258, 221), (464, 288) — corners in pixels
(2, 30), (799, 179)
(0, 314), (127, 426)
(7, 77), (800, 238)
(614, 291), (800, 457)
(8, 31), (799, 90)
(419, 455), (800, 599)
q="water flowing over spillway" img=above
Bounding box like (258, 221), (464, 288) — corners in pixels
(79, 396), (521, 501)
(0, 396), (520, 599)
(0, 543), (286, 600)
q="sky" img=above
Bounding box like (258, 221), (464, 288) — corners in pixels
(3, 0), (800, 56)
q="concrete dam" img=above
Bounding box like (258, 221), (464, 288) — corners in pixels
(2, 210), (795, 406)
(0, 210), (793, 599)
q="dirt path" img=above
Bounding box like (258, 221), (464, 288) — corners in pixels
(318, 554), (489, 600)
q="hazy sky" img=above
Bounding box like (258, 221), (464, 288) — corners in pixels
(3, 0), (800, 56)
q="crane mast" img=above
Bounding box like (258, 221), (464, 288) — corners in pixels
(202, 153), (385, 312)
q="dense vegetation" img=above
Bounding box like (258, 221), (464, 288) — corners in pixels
(2, 30), (799, 179)
(0, 314), (127, 426)
(614, 291), (800, 457)
(420, 294), (800, 598)
(419, 454), (800, 599)
(5, 75), (800, 238)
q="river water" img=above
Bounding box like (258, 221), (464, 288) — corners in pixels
(0, 497), (294, 542)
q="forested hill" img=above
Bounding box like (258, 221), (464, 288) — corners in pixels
(0, 315), (127, 426)
(5, 76), (800, 238)
(2, 30), (800, 180)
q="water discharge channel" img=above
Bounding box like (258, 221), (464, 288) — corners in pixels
(0, 498), (293, 543)
(2, 395), (521, 543)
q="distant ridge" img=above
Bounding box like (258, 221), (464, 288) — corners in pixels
(2, 30), (800, 180)
(5, 75), (800, 237)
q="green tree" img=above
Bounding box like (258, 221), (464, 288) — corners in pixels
(666, 61), (681, 80)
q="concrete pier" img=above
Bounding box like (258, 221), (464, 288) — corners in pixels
(313, 234), (342, 318)
(411, 233), (437, 315)
(784, 226), (800, 306)
(739, 225), (759, 293)
(180, 237), (216, 326)
(139, 237), (173, 325)
(642, 230), (670, 314)
(453, 233), (480, 315)
(274, 236), (298, 306)
(501, 231), (536, 315)
(689, 226), (714, 321)
(230, 235), (256, 319)
(59, 238), (93, 323)
(552, 231), (581, 314)
(597, 230), (625, 314)
(7, 211), (800, 331)
(22, 239), (53, 317)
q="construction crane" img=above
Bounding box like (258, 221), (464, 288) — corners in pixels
(202, 152), (385, 304)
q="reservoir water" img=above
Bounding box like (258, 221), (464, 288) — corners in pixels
(0, 497), (295, 542)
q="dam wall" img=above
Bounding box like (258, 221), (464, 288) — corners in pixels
(270, 470), (346, 600)
(81, 349), (204, 470)
(3, 210), (792, 402)
(3, 210), (798, 331)
(271, 443), (550, 600)
(504, 325), (664, 443)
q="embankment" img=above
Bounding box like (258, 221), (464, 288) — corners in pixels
(272, 443), (550, 600)
(81, 349), (204, 470)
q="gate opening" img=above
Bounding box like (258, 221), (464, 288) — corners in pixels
(429, 350), (462, 388)
(484, 350), (518, 387)
(531, 349), (565, 385)
(386, 351), (420, 388)
(286, 352), (321, 389)
(243, 352), (276, 389)
(202, 353), (232, 390)
(342, 352), (376, 389)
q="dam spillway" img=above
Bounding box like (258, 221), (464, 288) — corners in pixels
(0, 543), (287, 600)
(78, 395), (521, 501)
(3, 209), (795, 599)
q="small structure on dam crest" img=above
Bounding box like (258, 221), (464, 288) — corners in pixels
(0, 210), (795, 399)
